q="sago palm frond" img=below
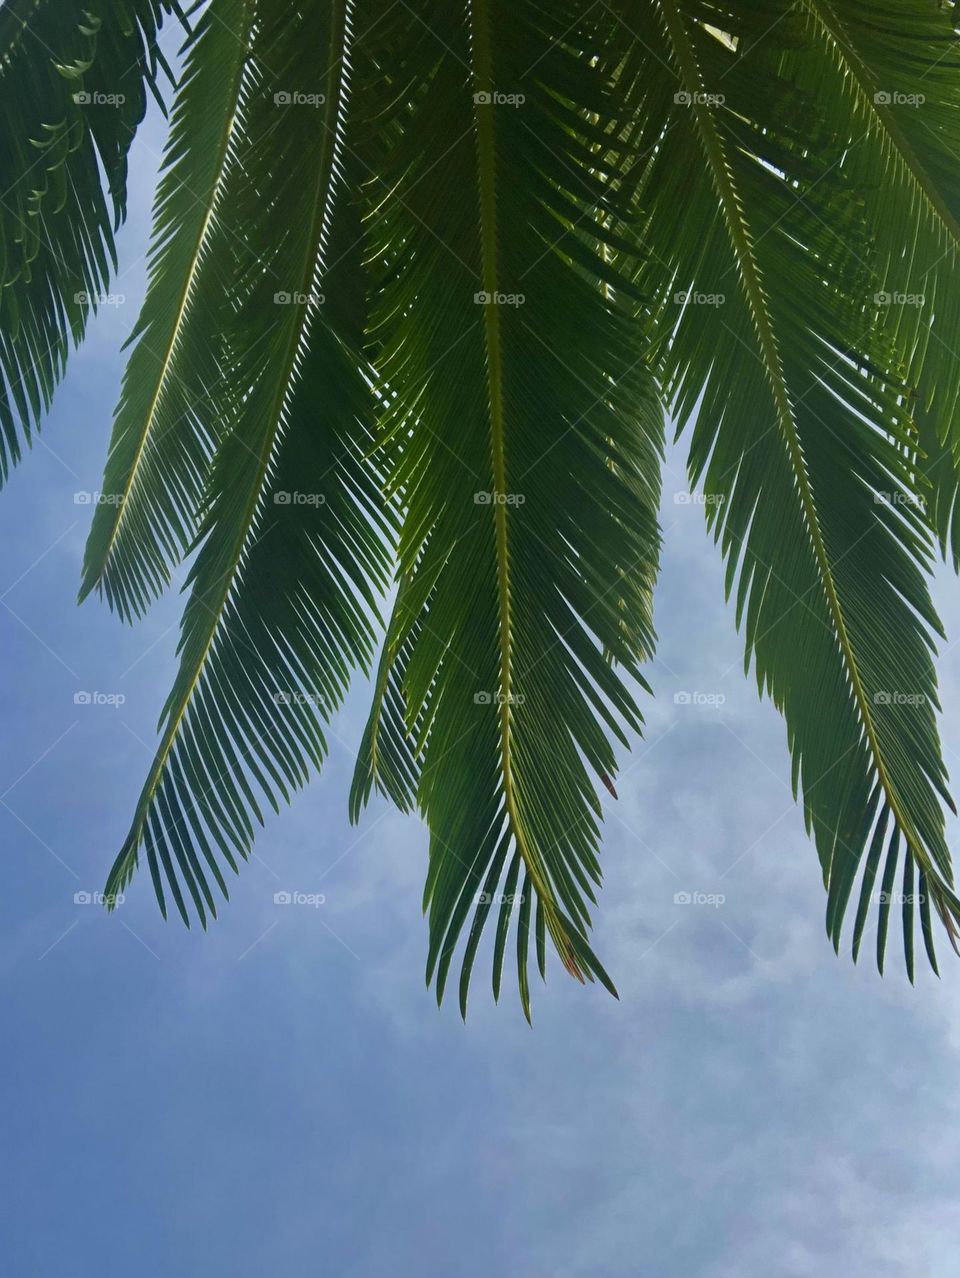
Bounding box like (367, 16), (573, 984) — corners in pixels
(619, 0), (959, 975)
(103, 1), (395, 920)
(80, 0), (256, 620)
(349, 0), (664, 1018)
(0, 0), (176, 481)
(793, 0), (960, 568)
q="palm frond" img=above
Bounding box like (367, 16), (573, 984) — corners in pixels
(0, 0), (176, 481)
(795, 0), (960, 568)
(619, 0), (959, 974)
(104, 1), (395, 920)
(80, 0), (256, 620)
(352, 0), (664, 1018)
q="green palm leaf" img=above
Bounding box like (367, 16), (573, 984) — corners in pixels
(793, 0), (960, 567)
(80, 0), (256, 620)
(351, 0), (664, 1018)
(104, 1), (394, 920)
(0, 0), (176, 481)
(619, 0), (959, 974)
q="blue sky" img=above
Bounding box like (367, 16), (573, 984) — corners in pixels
(4, 58), (960, 1278)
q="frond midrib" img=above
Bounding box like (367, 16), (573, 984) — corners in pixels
(471, 0), (582, 981)
(656, 0), (940, 889)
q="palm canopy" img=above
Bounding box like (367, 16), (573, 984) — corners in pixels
(3, 0), (960, 1016)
